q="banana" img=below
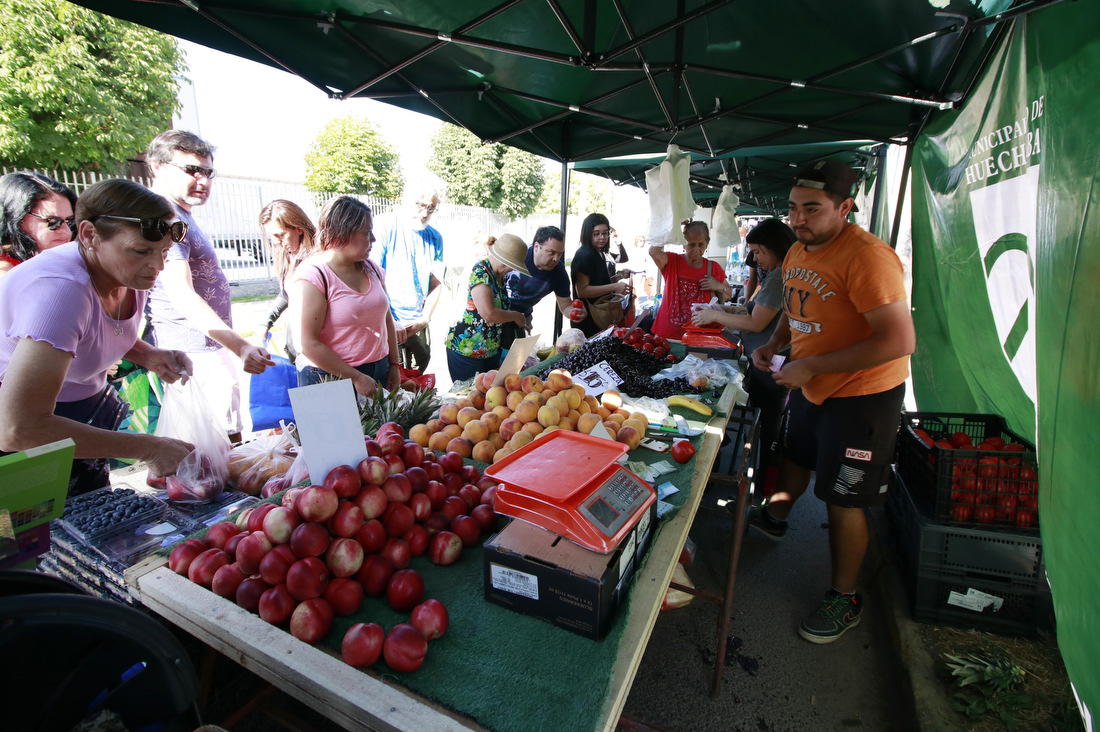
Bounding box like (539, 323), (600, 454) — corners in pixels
(668, 395), (712, 417)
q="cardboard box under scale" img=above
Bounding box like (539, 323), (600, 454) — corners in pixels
(482, 502), (657, 640)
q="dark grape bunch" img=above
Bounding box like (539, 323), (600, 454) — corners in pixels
(63, 487), (162, 537)
(539, 338), (702, 399)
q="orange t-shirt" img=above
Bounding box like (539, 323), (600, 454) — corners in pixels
(782, 224), (909, 404)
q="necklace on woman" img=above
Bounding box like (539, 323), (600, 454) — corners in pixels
(79, 240), (127, 335)
(111, 295), (125, 336)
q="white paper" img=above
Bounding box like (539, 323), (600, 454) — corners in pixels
(574, 360), (623, 395)
(493, 335), (540, 386)
(947, 588), (1005, 612)
(288, 379), (368, 486)
(589, 421), (615, 441)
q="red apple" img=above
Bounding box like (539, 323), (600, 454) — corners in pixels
(211, 563), (247, 599)
(354, 519), (387, 554)
(383, 623), (428, 673)
(424, 511), (451, 536)
(480, 484), (498, 508)
(342, 623), (385, 668)
(357, 456), (389, 487)
(168, 539), (207, 575)
(357, 555), (394, 596)
(188, 548), (230, 587)
(258, 584), (295, 626)
(326, 537), (365, 578)
(363, 438), (383, 458)
(460, 464), (481, 484)
(286, 556), (329, 601)
(247, 503), (277, 533)
(204, 521), (241, 550)
(296, 485), (339, 523)
(324, 464), (361, 499)
(402, 442), (425, 468)
(290, 522), (330, 558)
(223, 530), (249, 559)
(387, 568), (425, 612)
(262, 506), (300, 545)
(429, 531), (463, 566)
(383, 502), (415, 537)
(410, 599), (449, 640)
(404, 466), (429, 493)
(353, 485), (388, 521)
(470, 504), (499, 532)
(235, 577), (271, 612)
(282, 487), (303, 509)
(458, 484), (482, 509)
(290, 597), (334, 644)
(403, 525), (429, 557)
(377, 421), (404, 439)
(378, 432), (405, 456)
(258, 544), (296, 586)
(323, 577), (364, 616)
(408, 493), (431, 522)
(476, 475), (500, 492)
(450, 515), (481, 547)
(426, 462), (445, 482)
(382, 474), (412, 504)
(438, 451), (464, 475)
(424, 480), (447, 510)
(441, 472), (463, 496)
(329, 500), (365, 538)
(441, 495), (468, 520)
(381, 537), (411, 569)
(236, 532), (274, 575)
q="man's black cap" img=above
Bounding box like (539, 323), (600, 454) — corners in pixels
(793, 159), (860, 212)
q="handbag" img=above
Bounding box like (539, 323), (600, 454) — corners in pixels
(248, 334), (299, 430)
(588, 293), (625, 330)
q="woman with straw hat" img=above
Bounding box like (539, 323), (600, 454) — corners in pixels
(444, 233), (530, 383)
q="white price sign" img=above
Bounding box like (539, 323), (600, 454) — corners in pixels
(574, 360), (623, 395)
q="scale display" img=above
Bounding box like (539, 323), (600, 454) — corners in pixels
(485, 431), (656, 554)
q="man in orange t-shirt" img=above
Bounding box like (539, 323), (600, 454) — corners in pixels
(750, 159), (915, 645)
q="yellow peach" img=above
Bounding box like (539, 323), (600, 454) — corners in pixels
(471, 440), (496, 464)
(457, 406), (482, 428)
(428, 432), (451, 452)
(537, 405), (561, 428)
(513, 400), (540, 424)
(446, 436), (473, 457)
(506, 390), (526, 410)
(577, 413), (602, 435)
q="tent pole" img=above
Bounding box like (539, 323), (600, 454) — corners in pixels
(889, 141), (915, 250)
(555, 161), (570, 342)
(868, 144), (889, 241)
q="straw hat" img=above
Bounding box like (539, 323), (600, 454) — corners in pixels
(487, 233), (531, 276)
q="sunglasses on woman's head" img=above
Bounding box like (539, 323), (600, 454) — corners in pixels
(26, 211), (75, 231)
(92, 215), (189, 243)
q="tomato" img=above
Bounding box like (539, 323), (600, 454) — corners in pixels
(642, 342), (656, 354)
(973, 505), (995, 524)
(948, 431), (972, 448)
(671, 440), (696, 464)
(654, 346), (669, 359)
(950, 503), (973, 523)
(995, 493), (1018, 523)
(985, 436), (1006, 450)
(933, 439), (954, 450)
(1015, 508), (1038, 529)
(666, 354), (677, 363)
(912, 428), (934, 447)
(642, 333), (656, 344)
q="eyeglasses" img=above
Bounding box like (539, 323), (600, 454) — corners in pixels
(26, 211), (75, 231)
(415, 201), (437, 214)
(93, 215), (189, 243)
(167, 162), (216, 179)
(592, 229), (611, 238)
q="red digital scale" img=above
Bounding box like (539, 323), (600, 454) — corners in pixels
(484, 430), (656, 554)
(681, 323), (744, 356)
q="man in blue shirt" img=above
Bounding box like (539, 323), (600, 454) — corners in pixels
(371, 188), (444, 371)
(505, 226), (586, 328)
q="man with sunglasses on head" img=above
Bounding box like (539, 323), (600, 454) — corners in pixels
(144, 129), (273, 441)
(370, 186), (444, 372)
(504, 226), (586, 330)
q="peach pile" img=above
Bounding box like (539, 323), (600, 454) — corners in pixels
(408, 369), (649, 463)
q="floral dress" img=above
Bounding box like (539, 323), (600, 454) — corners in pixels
(445, 258), (511, 359)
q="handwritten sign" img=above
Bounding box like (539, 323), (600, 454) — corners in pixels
(574, 360), (623, 396)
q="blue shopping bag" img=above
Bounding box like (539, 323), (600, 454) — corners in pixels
(248, 335), (298, 431)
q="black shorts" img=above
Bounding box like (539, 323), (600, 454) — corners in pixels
(782, 384), (905, 508)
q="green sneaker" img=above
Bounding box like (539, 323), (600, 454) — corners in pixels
(798, 590), (862, 644)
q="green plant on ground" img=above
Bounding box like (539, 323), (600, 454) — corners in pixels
(946, 652), (1032, 730)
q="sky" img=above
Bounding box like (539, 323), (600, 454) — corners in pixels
(175, 40), (443, 183)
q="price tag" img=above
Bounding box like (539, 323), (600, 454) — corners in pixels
(574, 360), (623, 395)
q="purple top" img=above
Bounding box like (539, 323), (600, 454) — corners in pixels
(145, 204), (232, 351)
(0, 243), (147, 402)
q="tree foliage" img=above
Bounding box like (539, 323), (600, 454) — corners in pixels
(536, 166), (611, 214)
(304, 115), (403, 198)
(0, 0), (184, 172)
(428, 124), (545, 219)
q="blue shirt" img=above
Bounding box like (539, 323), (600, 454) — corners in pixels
(145, 204), (232, 352)
(504, 246), (570, 316)
(371, 213), (443, 324)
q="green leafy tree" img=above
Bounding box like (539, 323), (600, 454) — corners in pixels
(536, 166), (611, 214)
(0, 0), (184, 171)
(428, 124), (545, 219)
(304, 115), (403, 197)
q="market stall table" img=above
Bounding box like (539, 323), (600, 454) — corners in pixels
(126, 382), (742, 732)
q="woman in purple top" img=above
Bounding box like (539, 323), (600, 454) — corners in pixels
(0, 179), (195, 494)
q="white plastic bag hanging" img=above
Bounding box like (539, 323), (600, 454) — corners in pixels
(710, 185), (741, 254)
(645, 145), (696, 247)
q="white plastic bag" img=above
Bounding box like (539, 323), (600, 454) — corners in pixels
(156, 378), (231, 503)
(655, 354), (744, 390)
(646, 145), (696, 247)
(710, 185), (742, 252)
(555, 328), (587, 353)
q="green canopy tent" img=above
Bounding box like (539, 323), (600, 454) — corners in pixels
(62, 0), (1099, 725)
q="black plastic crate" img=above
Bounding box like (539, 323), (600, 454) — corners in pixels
(896, 412), (1038, 532)
(885, 468), (1051, 636)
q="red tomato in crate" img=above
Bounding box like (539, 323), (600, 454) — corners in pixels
(1016, 508), (1038, 529)
(950, 503), (974, 523)
(974, 505), (996, 524)
(986, 436), (1007, 450)
(995, 493), (1018, 523)
(948, 431), (972, 448)
(912, 428), (934, 447)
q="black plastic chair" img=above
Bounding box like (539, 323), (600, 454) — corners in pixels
(0, 593), (201, 732)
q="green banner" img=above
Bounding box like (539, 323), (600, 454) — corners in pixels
(910, 5), (1100, 723)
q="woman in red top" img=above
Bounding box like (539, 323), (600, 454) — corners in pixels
(649, 220), (729, 340)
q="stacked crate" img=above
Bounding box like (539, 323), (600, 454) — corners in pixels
(887, 412), (1052, 636)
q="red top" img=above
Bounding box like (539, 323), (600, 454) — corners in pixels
(652, 252), (725, 340)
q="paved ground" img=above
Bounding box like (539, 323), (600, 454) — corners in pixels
(219, 294), (957, 731)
